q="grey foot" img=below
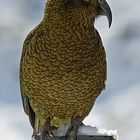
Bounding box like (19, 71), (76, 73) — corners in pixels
(40, 118), (55, 140)
(65, 117), (83, 140)
(32, 134), (40, 140)
(32, 134), (55, 140)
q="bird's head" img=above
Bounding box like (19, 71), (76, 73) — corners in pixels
(44, 0), (112, 28)
(64, 0), (112, 27)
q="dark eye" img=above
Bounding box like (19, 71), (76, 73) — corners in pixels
(83, 0), (90, 2)
(82, 0), (90, 6)
(98, 0), (104, 4)
(83, 0), (90, 3)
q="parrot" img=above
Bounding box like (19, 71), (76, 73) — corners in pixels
(20, 0), (112, 139)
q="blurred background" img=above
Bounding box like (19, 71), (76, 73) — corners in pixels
(0, 0), (140, 139)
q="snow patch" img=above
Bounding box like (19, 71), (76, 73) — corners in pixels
(98, 129), (119, 140)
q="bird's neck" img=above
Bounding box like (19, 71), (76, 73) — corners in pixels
(42, 0), (95, 31)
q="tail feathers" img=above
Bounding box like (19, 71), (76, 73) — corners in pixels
(28, 101), (35, 129)
(22, 96), (35, 129)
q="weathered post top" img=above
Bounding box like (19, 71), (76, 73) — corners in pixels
(34, 135), (115, 140)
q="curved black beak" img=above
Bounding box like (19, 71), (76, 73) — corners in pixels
(100, 0), (112, 27)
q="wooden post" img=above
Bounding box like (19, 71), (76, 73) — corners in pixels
(34, 135), (115, 140)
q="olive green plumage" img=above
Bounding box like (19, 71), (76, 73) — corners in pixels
(20, 0), (112, 139)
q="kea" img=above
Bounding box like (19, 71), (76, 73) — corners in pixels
(20, 0), (112, 139)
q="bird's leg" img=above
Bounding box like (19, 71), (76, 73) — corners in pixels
(40, 118), (55, 140)
(65, 116), (83, 140)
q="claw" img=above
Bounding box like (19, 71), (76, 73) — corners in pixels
(32, 134), (40, 140)
(40, 130), (55, 140)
